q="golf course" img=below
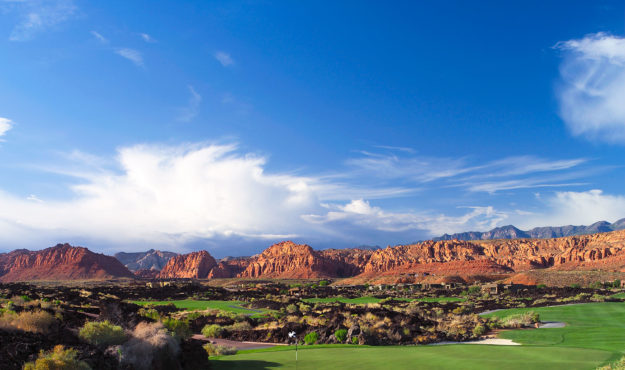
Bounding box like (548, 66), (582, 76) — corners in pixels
(211, 301), (625, 369)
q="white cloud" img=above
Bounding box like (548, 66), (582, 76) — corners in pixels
(177, 86), (202, 122)
(0, 142), (516, 251)
(214, 51), (234, 67)
(91, 30), (108, 44)
(0, 117), (13, 141)
(519, 189), (625, 228)
(555, 32), (625, 142)
(115, 48), (143, 67)
(6, 0), (76, 41)
(140, 33), (155, 43)
(304, 200), (508, 236)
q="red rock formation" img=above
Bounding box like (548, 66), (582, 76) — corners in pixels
(239, 241), (365, 279)
(0, 244), (134, 282)
(134, 269), (160, 279)
(158, 251), (217, 279)
(208, 258), (250, 278)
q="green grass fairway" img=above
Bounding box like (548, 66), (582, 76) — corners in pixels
(302, 296), (463, 304)
(130, 299), (271, 317)
(483, 302), (625, 353)
(212, 345), (611, 370)
(213, 302), (625, 369)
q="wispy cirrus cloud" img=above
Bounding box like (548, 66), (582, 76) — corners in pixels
(0, 117), (13, 141)
(90, 30), (108, 44)
(140, 33), (155, 43)
(115, 48), (143, 67)
(345, 151), (588, 193)
(555, 32), (625, 143)
(4, 0), (77, 41)
(177, 86), (202, 122)
(214, 51), (234, 67)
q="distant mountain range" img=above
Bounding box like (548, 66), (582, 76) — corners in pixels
(433, 219), (625, 241)
(114, 249), (178, 271)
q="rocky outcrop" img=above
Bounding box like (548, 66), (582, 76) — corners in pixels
(114, 249), (178, 271)
(239, 241), (370, 279)
(0, 244), (134, 282)
(208, 257), (250, 278)
(356, 229), (625, 278)
(158, 251), (218, 279)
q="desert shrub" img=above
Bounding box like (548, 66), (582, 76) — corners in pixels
(298, 303), (311, 314)
(467, 286), (481, 295)
(501, 311), (539, 328)
(335, 328), (347, 343)
(598, 355), (625, 369)
(570, 283), (581, 289)
(79, 320), (126, 348)
(536, 284), (547, 289)
(138, 308), (161, 321)
(203, 343), (238, 356)
(472, 324), (486, 337)
(532, 298), (549, 306)
(351, 336), (359, 344)
(319, 280), (329, 287)
(304, 331), (319, 345)
(227, 321), (252, 331)
(452, 306), (469, 315)
(286, 304), (298, 314)
(0, 310), (55, 333)
(23, 345), (91, 370)
(201, 324), (224, 338)
(162, 317), (191, 340)
(120, 322), (180, 370)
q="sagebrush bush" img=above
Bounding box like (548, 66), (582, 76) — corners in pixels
(79, 320), (126, 348)
(501, 311), (539, 328)
(304, 331), (319, 345)
(203, 343), (238, 356)
(162, 317), (191, 340)
(472, 324), (486, 337)
(120, 322), (180, 370)
(201, 324), (223, 338)
(227, 321), (252, 331)
(0, 310), (55, 333)
(23, 345), (91, 370)
(286, 304), (298, 314)
(334, 329), (347, 343)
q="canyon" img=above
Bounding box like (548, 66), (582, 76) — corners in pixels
(2, 229), (625, 283)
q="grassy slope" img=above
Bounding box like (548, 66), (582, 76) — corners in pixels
(484, 302), (625, 354)
(302, 296), (463, 304)
(130, 299), (271, 317)
(213, 302), (625, 369)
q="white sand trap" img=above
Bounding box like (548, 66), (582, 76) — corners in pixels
(539, 321), (566, 328)
(430, 338), (520, 346)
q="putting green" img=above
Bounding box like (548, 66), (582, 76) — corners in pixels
(484, 302), (625, 353)
(213, 301), (625, 369)
(211, 345), (611, 369)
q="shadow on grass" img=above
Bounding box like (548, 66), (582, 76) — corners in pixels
(210, 360), (282, 369)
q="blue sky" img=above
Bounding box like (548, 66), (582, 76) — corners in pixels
(1, 1), (625, 256)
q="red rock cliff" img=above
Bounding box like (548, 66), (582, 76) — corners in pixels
(158, 250), (218, 279)
(0, 243), (134, 282)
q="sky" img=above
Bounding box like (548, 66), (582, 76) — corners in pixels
(1, 1), (625, 257)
